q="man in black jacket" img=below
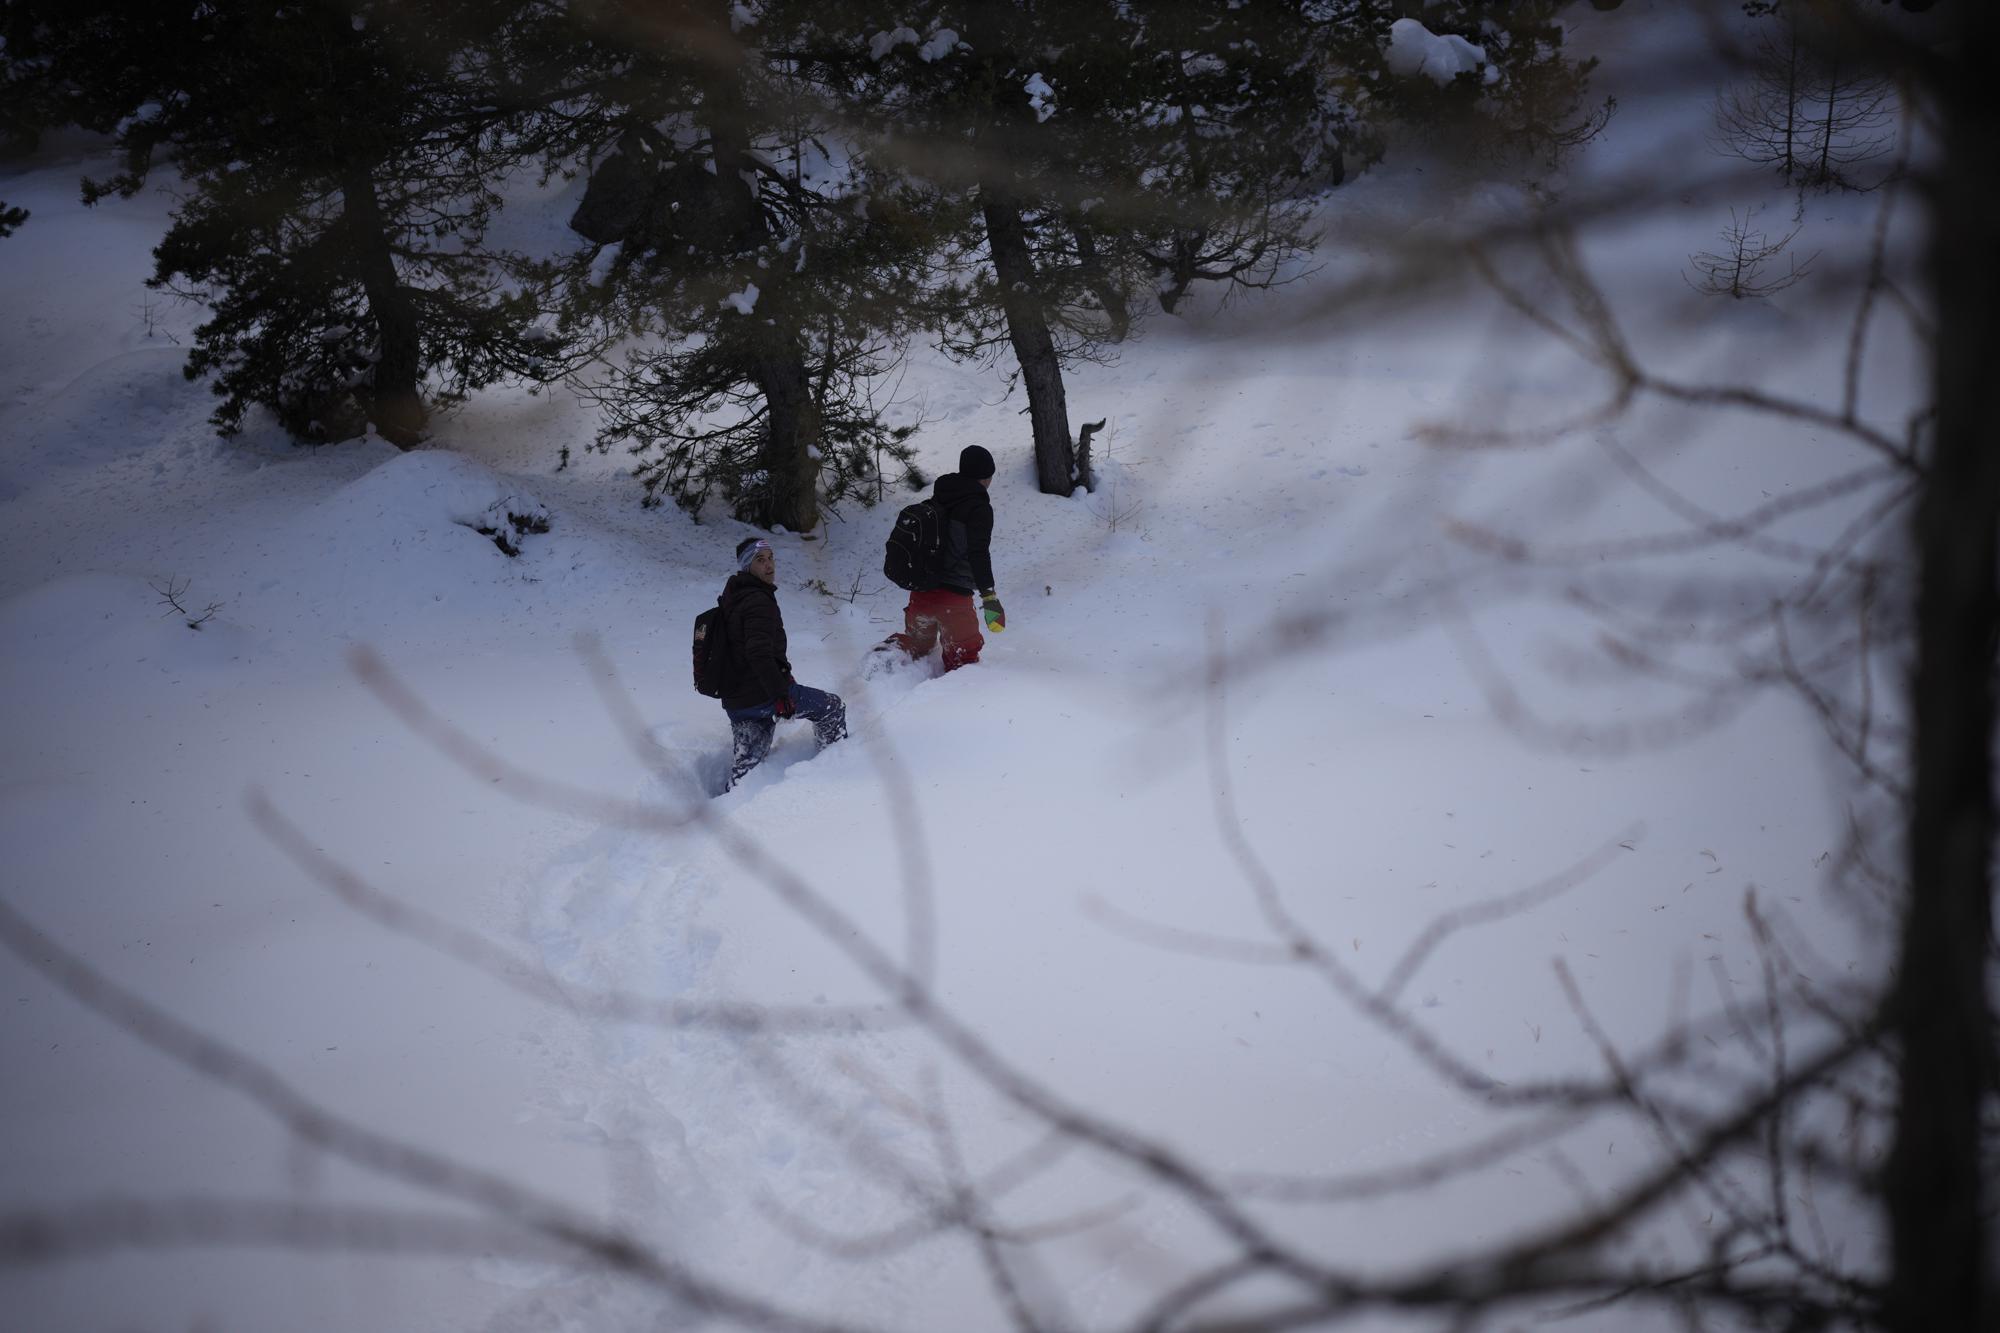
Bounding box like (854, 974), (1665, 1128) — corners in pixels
(717, 537), (846, 788)
(883, 445), (1006, 672)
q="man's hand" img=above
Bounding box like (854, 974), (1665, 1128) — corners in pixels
(772, 690), (797, 719)
(981, 594), (1006, 633)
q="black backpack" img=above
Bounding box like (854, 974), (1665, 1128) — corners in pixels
(692, 597), (731, 698)
(883, 498), (943, 591)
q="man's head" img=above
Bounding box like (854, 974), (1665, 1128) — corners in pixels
(736, 536), (775, 585)
(959, 445), (995, 489)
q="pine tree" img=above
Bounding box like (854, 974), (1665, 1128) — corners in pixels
(1715, 4), (1895, 191)
(1, 2), (62, 242)
(1112, 1), (1361, 317)
(779, 1), (1353, 497)
(923, 0), (1134, 498)
(1684, 205), (1817, 298)
(574, 134), (935, 531)
(756, 1), (1129, 495)
(557, 1), (940, 533)
(8, 1), (590, 444)
(774, 2), (1602, 498)
(1474, 1), (1618, 170)
(1361, 0), (1614, 173)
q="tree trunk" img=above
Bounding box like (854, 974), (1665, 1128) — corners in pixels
(1158, 89), (1207, 317)
(983, 189), (1075, 495)
(342, 168), (425, 448)
(1885, 15), (1998, 1330)
(1156, 230), (1204, 316)
(1782, 34), (1800, 182)
(708, 59), (818, 533)
(1071, 222), (1131, 342)
(748, 347), (821, 533)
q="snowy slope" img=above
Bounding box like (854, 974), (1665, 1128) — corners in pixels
(0, 5), (1920, 1330)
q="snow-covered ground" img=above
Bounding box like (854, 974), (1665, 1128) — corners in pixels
(0, 5), (1922, 1330)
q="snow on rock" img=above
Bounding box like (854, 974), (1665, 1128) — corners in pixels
(918, 28), (961, 62)
(720, 281), (760, 315)
(113, 101), (163, 135)
(586, 240), (622, 286)
(1385, 17), (1488, 85)
(867, 25), (962, 64)
(304, 450), (553, 573)
(868, 26), (919, 61)
(1024, 71), (1056, 121)
(471, 494), (552, 557)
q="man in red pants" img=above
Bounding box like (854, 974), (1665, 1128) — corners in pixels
(886, 445), (1005, 671)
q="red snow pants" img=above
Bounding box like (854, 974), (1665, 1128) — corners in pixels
(893, 587), (984, 671)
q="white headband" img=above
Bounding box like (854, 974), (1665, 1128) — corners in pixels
(737, 539), (772, 571)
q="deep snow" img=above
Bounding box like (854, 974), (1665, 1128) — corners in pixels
(0, 5), (1924, 1330)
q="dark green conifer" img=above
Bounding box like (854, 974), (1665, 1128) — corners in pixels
(563, 2), (939, 532)
(5, 1), (590, 444)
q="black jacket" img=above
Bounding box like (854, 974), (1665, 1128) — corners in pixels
(931, 472), (995, 595)
(717, 571), (792, 709)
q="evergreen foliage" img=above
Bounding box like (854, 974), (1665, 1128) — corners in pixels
(1361, 1), (1616, 173)
(5, 1), (591, 444)
(1117, 1), (1352, 315)
(2, 0), (1613, 523)
(776, 1), (1358, 496)
(1474, 3), (1620, 170)
(556, 2), (938, 531)
(775, 2), (1609, 499)
(573, 129), (935, 527)
(768, 0), (1133, 496)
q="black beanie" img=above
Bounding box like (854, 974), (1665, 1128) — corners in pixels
(958, 445), (996, 480)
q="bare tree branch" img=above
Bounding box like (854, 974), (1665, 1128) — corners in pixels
(0, 895), (881, 1333)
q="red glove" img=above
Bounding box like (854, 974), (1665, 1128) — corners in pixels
(772, 691), (797, 719)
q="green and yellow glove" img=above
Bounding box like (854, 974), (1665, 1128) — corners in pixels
(981, 593), (1006, 633)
